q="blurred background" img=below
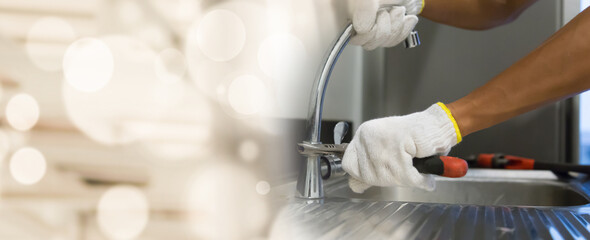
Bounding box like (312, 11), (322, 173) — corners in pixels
(0, 0), (364, 239)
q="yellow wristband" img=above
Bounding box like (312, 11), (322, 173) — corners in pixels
(436, 102), (462, 144)
(419, 0), (425, 14)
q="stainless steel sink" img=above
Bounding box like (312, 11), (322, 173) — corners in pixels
(323, 169), (589, 207)
(272, 169), (590, 239)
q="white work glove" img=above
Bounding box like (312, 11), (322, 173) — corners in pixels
(342, 102), (463, 193)
(350, 0), (424, 50)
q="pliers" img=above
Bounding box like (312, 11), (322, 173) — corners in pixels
(297, 142), (469, 178)
(467, 153), (590, 174)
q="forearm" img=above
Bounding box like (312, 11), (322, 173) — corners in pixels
(421, 0), (537, 30)
(447, 8), (590, 136)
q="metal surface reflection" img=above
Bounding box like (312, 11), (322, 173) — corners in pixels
(273, 169), (590, 239)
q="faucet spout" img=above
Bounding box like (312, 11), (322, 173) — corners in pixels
(296, 22), (420, 199)
(296, 24), (353, 199)
(306, 24), (354, 144)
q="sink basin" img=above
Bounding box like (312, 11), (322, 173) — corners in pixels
(271, 169), (590, 239)
(324, 169), (589, 207)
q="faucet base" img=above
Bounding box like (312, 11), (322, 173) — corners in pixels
(296, 156), (324, 199)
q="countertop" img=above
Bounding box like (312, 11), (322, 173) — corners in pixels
(269, 170), (590, 239)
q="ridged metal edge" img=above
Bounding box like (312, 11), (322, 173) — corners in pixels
(272, 198), (590, 239)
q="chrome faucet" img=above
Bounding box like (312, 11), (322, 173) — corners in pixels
(296, 22), (420, 199)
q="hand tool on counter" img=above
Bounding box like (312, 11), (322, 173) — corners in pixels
(466, 153), (590, 174)
(298, 122), (469, 180)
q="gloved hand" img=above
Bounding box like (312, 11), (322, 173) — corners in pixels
(350, 0), (424, 50)
(342, 102), (463, 193)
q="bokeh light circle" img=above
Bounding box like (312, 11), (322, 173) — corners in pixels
(97, 185), (149, 240)
(26, 17), (77, 71)
(63, 36), (166, 145)
(227, 75), (268, 115)
(194, 9), (246, 62)
(9, 147), (46, 185)
(6, 93), (40, 131)
(255, 181), (270, 195)
(63, 38), (114, 92)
